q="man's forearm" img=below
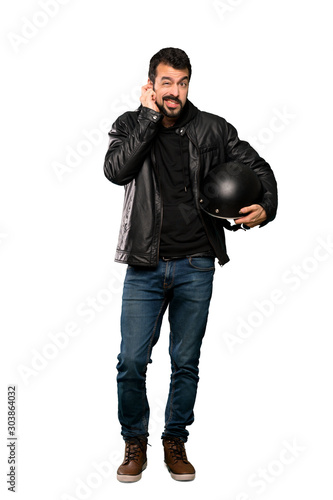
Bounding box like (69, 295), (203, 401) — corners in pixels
(104, 107), (163, 185)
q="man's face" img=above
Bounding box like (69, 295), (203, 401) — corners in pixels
(150, 63), (189, 119)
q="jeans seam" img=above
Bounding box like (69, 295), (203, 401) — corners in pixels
(144, 296), (168, 366)
(141, 296), (168, 433)
(163, 261), (176, 289)
(165, 329), (175, 428)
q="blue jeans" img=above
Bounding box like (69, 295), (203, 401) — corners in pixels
(116, 256), (215, 442)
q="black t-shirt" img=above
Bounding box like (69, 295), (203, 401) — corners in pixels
(153, 101), (214, 258)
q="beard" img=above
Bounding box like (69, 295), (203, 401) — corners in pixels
(155, 94), (185, 118)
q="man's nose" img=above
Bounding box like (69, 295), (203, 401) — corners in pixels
(170, 83), (179, 96)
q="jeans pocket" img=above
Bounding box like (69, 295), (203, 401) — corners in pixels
(188, 256), (215, 271)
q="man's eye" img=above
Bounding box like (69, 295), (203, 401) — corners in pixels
(163, 82), (170, 86)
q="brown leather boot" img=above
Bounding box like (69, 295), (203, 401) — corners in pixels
(117, 437), (147, 482)
(162, 436), (196, 481)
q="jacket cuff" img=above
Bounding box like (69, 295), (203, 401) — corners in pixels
(139, 106), (164, 124)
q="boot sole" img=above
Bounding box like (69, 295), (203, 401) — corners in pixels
(117, 460), (147, 483)
(165, 463), (195, 481)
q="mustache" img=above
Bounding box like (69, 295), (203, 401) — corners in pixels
(163, 96), (182, 104)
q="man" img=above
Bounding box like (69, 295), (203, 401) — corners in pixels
(103, 47), (277, 482)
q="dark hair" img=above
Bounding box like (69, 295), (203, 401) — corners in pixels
(148, 47), (192, 84)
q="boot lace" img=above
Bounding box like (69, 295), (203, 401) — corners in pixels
(124, 437), (146, 464)
(165, 437), (189, 464)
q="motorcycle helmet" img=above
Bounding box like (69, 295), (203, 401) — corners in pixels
(199, 161), (262, 219)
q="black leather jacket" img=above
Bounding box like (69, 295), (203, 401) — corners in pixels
(104, 102), (278, 267)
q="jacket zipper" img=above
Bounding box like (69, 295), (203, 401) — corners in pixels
(151, 145), (163, 266)
(186, 128), (223, 265)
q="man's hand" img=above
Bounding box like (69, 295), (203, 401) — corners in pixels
(140, 83), (159, 112)
(235, 204), (267, 228)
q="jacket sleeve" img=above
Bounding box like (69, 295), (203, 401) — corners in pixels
(104, 106), (164, 186)
(225, 121), (278, 226)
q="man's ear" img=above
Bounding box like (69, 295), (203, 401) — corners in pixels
(148, 78), (154, 88)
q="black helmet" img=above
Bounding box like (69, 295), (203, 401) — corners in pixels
(199, 161), (262, 219)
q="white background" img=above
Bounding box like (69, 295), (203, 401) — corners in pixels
(1, 0), (332, 499)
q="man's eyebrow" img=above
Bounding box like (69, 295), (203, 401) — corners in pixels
(160, 76), (189, 82)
